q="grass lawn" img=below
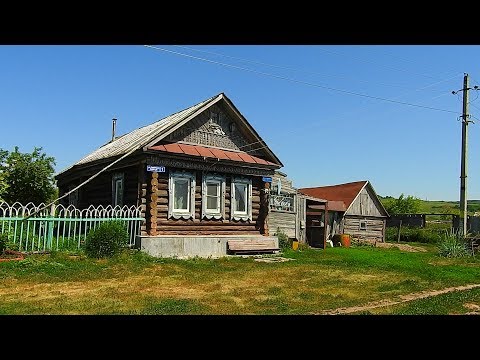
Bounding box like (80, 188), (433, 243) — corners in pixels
(0, 243), (479, 315)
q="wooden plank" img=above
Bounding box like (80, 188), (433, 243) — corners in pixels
(227, 239), (279, 253)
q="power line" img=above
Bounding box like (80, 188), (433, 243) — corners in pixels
(171, 45), (450, 92)
(144, 45), (459, 115)
(315, 46), (459, 81)
(238, 76), (461, 156)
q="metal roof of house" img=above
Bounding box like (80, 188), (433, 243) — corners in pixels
(56, 93), (282, 176)
(148, 143), (278, 166)
(306, 201), (347, 212)
(299, 181), (388, 216)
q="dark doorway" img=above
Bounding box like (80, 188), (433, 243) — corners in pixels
(306, 215), (325, 248)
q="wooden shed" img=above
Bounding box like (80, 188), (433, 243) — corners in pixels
(299, 181), (389, 244)
(55, 93), (283, 258)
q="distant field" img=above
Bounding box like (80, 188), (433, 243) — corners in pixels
(380, 197), (480, 215)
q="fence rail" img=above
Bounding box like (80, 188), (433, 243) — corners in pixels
(0, 202), (144, 252)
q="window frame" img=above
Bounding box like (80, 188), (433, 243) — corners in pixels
(269, 193), (296, 213)
(359, 220), (367, 230)
(168, 171), (196, 219)
(112, 173), (124, 207)
(231, 176), (252, 221)
(202, 173), (225, 219)
(68, 186), (79, 207)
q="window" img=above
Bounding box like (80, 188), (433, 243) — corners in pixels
(359, 220), (367, 230)
(231, 177), (252, 221)
(269, 193), (295, 212)
(202, 174), (225, 219)
(68, 186), (78, 207)
(112, 173), (124, 207)
(168, 171), (196, 219)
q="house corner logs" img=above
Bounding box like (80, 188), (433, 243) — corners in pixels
(259, 181), (270, 236)
(147, 172), (158, 236)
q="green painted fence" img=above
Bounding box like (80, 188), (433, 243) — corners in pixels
(0, 202), (144, 252)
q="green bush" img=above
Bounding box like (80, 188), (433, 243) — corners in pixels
(275, 228), (291, 250)
(385, 226), (443, 244)
(438, 230), (470, 258)
(0, 233), (7, 253)
(84, 221), (129, 258)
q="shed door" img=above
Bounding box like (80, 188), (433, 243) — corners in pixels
(306, 215), (325, 248)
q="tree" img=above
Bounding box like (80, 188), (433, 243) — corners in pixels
(0, 146), (57, 204)
(0, 149), (8, 201)
(382, 193), (421, 215)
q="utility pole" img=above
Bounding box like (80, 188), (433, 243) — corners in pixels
(453, 73), (477, 236)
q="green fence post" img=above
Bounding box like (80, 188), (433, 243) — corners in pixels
(46, 204), (55, 250)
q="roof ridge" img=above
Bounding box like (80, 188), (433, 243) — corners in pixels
(56, 93), (223, 176)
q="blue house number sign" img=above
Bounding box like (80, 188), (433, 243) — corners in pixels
(147, 165), (166, 173)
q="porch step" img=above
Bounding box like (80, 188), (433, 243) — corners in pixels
(227, 239), (280, 255)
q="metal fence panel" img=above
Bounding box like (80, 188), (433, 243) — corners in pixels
(0, 202), (144, 252)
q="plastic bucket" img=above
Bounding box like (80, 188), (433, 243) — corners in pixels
(340, 234), (351, 248)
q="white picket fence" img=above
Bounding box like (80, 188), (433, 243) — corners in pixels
(0, 202), (144, 252)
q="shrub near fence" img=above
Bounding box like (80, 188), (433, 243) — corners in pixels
(0, 202), (144, 252)
(385, 226), (444, 244)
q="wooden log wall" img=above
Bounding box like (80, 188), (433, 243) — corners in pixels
(58, 164), (140, 209)
(144, 170), (265, 236)
(343, 217), (385, 242)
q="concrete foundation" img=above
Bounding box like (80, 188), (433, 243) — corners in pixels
(135, 235), (279, 258)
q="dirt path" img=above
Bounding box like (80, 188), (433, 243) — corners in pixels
(317, 283), (480, 315)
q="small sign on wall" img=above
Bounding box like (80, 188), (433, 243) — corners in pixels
(147, 165), (166, 173)
(262, 176), (272, 183)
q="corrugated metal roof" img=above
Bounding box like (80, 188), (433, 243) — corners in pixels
(307, 201), (346, 212)
(56, 94), (221, 175)
(148, 143), (279, 166)
(299, 180), (389, 216)
(299, 181), (369, 209)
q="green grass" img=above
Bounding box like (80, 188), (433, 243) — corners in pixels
(0, 246), (479, 315)
(357, 287), (480, 315)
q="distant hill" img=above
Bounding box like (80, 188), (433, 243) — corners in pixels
(378, 196), (480, 215)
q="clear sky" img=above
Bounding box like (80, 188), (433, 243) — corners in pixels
(1, 44), (479, 201)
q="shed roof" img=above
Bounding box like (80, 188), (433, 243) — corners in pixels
(299, 180), (388, 216)
(299, 181), (369, 209)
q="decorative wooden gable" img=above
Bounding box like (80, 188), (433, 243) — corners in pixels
(164, 104), (263, 157)
(345, 184), (387, 217)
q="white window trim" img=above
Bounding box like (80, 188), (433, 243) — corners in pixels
(202, 173), (225, 220)
(231, 176), (252, 221)
(168, 171), (196, 220)
(112, 173), (124, 207)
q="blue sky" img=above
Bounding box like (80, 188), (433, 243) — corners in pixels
(1, 45), (480, 201)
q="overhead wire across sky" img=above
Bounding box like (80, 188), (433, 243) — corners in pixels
(171, 45), (450, 92)
(142, 45), (467, 160)
(143, 45), (460, 116)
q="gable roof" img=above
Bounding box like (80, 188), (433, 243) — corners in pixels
(299, 180), (388, 216)
(56, 93), (282, 176)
